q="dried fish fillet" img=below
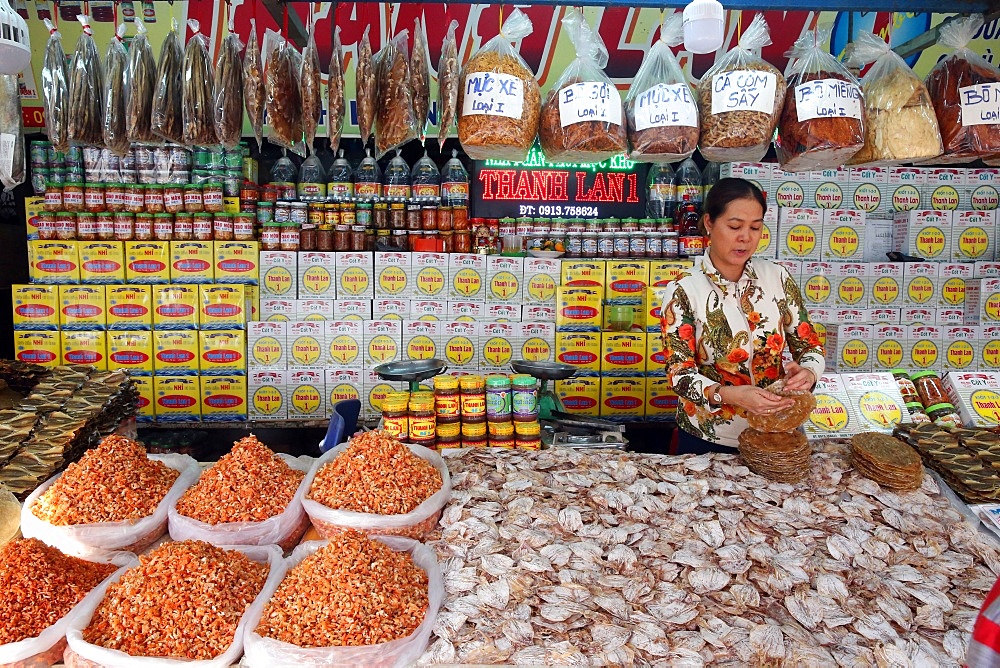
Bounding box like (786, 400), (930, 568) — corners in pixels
(243, 19), (265, 150)
(182, 20), (217, 146)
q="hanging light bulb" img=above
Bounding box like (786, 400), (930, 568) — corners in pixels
(0, 0), (30, 75)
(683, 0), (724, 54)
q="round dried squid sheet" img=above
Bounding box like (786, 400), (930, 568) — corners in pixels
(745, 382), (817, 433)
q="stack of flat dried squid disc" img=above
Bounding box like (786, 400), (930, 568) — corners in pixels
(737, 428), (812, 483)
(851, 431), (924, 491)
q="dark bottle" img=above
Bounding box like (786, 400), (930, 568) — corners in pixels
(678, 194), (704, 258)
(646, 163), (674, 220)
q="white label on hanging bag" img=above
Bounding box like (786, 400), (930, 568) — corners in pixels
(558, 81), (622, 128)
(634, 83), (698, 131)
(794, 78), (863, 122)
(959, 83), (1000, 127)
(462, 72), (524, 120)
(0, 133), (14, 181)
(711, 71), (777, 115)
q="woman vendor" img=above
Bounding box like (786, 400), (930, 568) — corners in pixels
(659, 178), (826, 454)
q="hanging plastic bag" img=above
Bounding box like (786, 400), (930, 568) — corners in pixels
(125, 20), (157, 144)
(182, 19), (218, 146)
(215, 27), (245, 150)
(374, 30), (419, 159)
(0, 550), (136, 668)
(540, 9), (626, 163)
(64, 544), (286, 668)
(151, 19), (184, 145)
(300, 15), (322, 154)
(241, 537), (443, 668)
(168, 455), (312, 551)
(68, 14), (106, 148)
(327, 26), (345, 155)
(0, 74), (25, 192)
(925, 14), (1000, 163)
(625, 12), (698, 163)
(696, 13), (786, 162)
(265, 30), (306, 156)
(20, 454), (200, 559)
(410, 17), (431, 141)
(300, 441), (451, 540)
(356, 25), (376, 146)
(775, 29), (864, 172)
(437, 20), (460, 150)
(457, 8), (540, 161)
(41, 19), (70, 153)
(845, 31), (942, 165)
(102, 23), (129, 158)
(243, 18), (265, 150)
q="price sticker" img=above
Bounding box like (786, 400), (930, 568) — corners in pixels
(559, 81), (622, 128)
(711, 71), (777, 115)
(794, 79), (863, 122)
(633, 83), (698, 131)
(462, 72), (524, 120)
(959, 83), (1000, 127)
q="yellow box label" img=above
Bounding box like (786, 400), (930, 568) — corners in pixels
(14, 330), (60, 367)
(60, 330), (106, 369)
(601, 332), (647, 373)
(648, 260), (693, 288)
(199, 285), (247, 329)
(600, 377), (646, 418)
(107, 330), (154, 375)
(12, 285), (59, 330)
(154, 376), (201, 421)
(556, 376), (601, 416)
(58, 285), (106, 330)
(153, 285), (200, 329)
(199, 330), (247, 374)
(170, 241), (215, 283)
(560, 260), (606, 287)
(29, 240), (80, 284)
(153, 330), (200, 374)
(25, 195), (43, 239)
(647, 334), (666, 370)
(125, 241), (171, 283)
(605, 261), (649, 301)
(555, 332), (601, 372)
(646, 376), (678, 419)
(200, 376), (248, 421)
(214, 241), (260, 284)
(556, 287), (603, 331)
(79, 241), (125, 283)
(132, 375), (155, 421)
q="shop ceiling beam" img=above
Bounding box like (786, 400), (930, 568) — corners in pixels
(260, 0), (309, 48)
(893, 10), (1000, 59)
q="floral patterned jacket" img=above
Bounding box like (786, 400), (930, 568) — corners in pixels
(659, 255), (825, 448)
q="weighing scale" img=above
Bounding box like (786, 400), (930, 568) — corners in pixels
(373, 359), (447, 392)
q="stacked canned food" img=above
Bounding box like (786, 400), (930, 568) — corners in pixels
(485, 217), (682, 260)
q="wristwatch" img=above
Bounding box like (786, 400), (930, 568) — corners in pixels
(711, 387), (723, 406)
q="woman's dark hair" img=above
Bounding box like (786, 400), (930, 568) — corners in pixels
(701, 178), (767, 233)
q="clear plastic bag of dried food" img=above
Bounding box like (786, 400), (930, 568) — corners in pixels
(243, 19), (265, 150)
(214, 31), (245, 150)
(264, 30), (306, 157)
(539, 9), (627, 164)
(925, 14), (1000, 163)
(0, 550), (136, 668)
(696, 13), (786, 163)
(19, 454), (200, 560)
(300, 441), (451, 541)
(775, 29), (864, 172)
(625, 13), (698, 163)
(437, 20), (460, 150)
(126, 20), (157, 145)
(168, 455), (312, 551)
(356, 25), (376, 146)
(0, 74), (25, 192)
(241, 537), (443, 668)
(410, 17), (431, 141)
(68, 15), (106, 148)
(64, 545), (286, 668)
(845, 31), (942, 165)
(42, 19), (70, 153)
(102, 24), (130, 158)
(457, 8), (540, 162)
(327, 26), (345, 155)
(374, 30), (419, 159)
(182, 20), (218, 147)
(300, 16), (322, 154)
(151, 19), (184, 145)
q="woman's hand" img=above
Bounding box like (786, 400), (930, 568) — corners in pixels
(783, 361), (817, 392)
(719, 385), (795, 416)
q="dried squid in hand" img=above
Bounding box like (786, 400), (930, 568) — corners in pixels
(327, 26), (345, 155)
(300, 17), (322, 154)
(437, 20), (460, 149)
(264, 30), (305, 156)
(356, 25), (376, 146)
(41, 19), (69, 153)
(103, 23), (130, 158)
(182, 20), (217, 146)
(243, 19), (265, 150)
(152, 19), (184, 144)
(410, 17), (430, 140)
(0, 74), (25, 191)
(214, 33), (244, 150)
(67, 15), (106, 148)
(125, 20), (157, 144)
